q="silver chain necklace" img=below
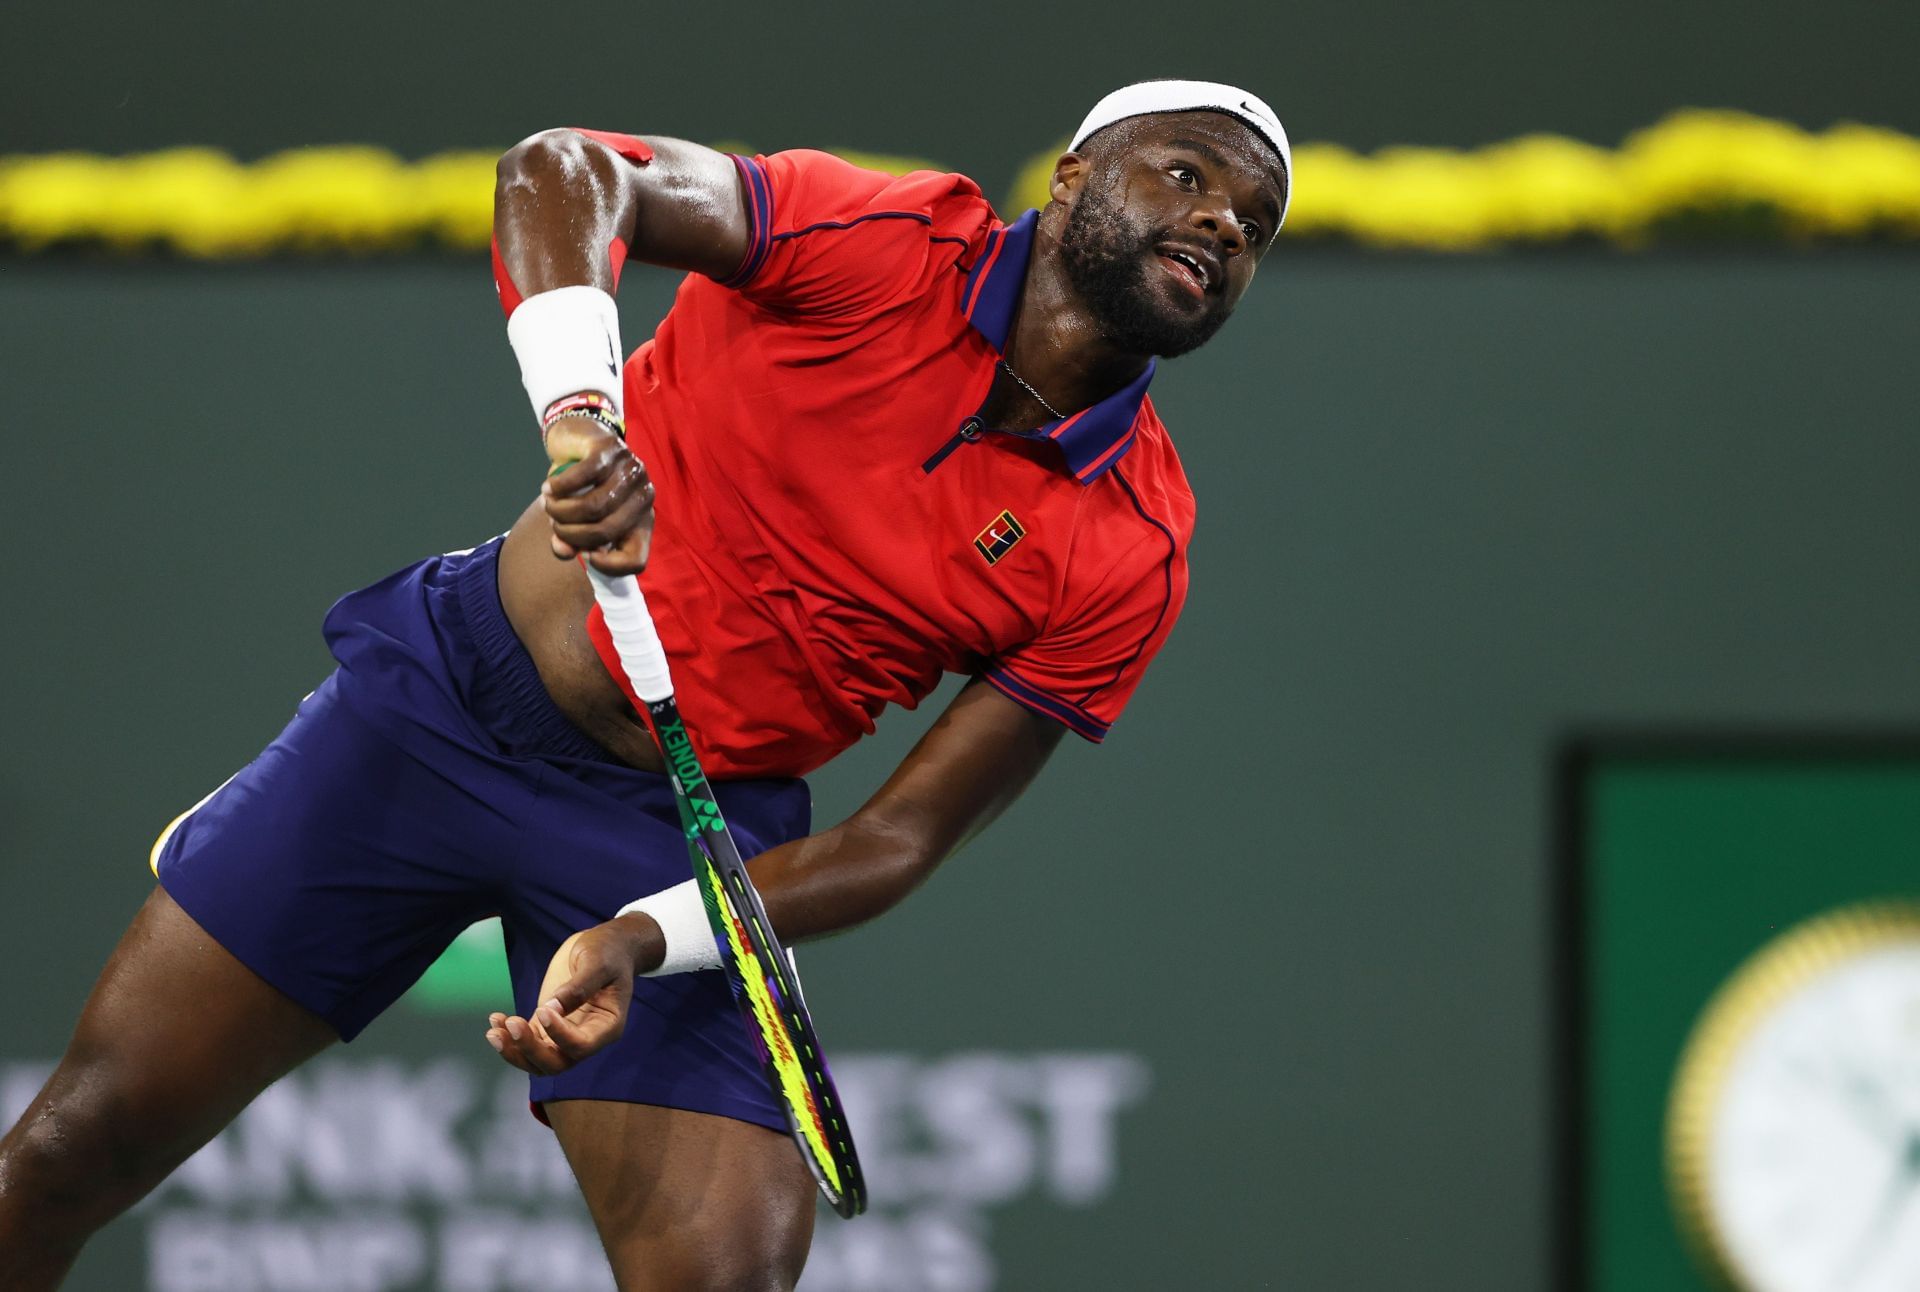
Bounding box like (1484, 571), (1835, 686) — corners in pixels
(999, 359), (1066, 422)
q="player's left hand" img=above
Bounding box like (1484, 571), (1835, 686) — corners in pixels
(485, 921), (640, 1074)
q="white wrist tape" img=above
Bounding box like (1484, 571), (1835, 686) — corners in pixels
(505, 285), (625, 424)
(618, 880), (720, 976)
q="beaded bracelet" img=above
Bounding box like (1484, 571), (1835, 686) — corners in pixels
(540, 391), (624, 442)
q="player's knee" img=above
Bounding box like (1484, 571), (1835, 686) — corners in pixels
(3, 1104), (101, 1221)
(1, 1074), (177, 1224)
(609, 1216), (810, 1292)
(615, 1254), (802, 1292)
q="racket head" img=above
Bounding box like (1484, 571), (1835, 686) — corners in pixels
(690, 838), (867, 1217)
(646, 695), (866, 1216)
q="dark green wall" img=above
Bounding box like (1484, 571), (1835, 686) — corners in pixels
(8, 0), (1918, 186)
(3, 251), (1918, 1289)
(10, 10), (1920, 1284)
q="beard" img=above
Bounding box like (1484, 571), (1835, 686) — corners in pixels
(1057, 175), (1232, 359)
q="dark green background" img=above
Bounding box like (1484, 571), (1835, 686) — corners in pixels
(5, 4), (1920, 1285)
(6, 0), (1918, 184)
(1584, 756), (1920, 1292)
(4, 252), (1919, 1289)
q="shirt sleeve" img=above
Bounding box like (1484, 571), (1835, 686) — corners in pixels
(724, 149), (990, 323)
(983, 523), (1190, 742)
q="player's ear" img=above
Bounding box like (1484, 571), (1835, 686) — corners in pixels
(1050, 153), (1089, 205)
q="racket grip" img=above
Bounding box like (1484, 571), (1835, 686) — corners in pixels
(585, 566), (675, 703)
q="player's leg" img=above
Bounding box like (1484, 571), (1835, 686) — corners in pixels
(0, 537), (589, 1286)
(546, 1099), (816, 1292)
(493, 713), (820, 1288)
(0, 532), (537, 1285)
(0, 887), (337, 1289)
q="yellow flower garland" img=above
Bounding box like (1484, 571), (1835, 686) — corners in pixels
(3, 110), (1916, 257)
(1009, 109), (1920, 248)
(0, 147), (500, 256)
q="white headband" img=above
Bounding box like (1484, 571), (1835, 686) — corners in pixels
(1071, 80), (1292, 226)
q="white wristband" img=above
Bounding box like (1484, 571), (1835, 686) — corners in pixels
(505, 285), (625, 424)
(618, 880), (720, 976)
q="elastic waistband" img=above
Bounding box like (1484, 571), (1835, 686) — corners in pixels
(447, 538), (626, 766)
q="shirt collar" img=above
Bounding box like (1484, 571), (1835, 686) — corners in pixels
(959, 209), (1157, 484)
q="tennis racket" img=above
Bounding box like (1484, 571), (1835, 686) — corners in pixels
(585, 562), (867, 1218)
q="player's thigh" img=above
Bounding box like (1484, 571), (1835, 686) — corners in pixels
(545, 1098), (816, 1292)
(155, 670), (517, 1040)
(7, 887), (335, 1199)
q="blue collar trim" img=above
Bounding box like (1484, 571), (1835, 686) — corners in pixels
(959, 210), (1155, 483)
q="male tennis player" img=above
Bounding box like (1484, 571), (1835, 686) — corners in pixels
(0, 81), (1289, 1289)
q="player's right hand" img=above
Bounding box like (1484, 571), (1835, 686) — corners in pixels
(541, 415), (655, 575)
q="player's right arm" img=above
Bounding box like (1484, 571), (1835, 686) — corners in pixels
(493, 129), (750, 294)
(493, 130), (751, 572)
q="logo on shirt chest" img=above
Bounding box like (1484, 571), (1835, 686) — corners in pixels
(973, 510), (1027, 565)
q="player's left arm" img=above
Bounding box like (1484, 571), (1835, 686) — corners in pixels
(743, 678), (1067, 941)
(489, 680), (1064, 1074)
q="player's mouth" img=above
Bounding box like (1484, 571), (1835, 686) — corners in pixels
(1153, 242), (1219, 300)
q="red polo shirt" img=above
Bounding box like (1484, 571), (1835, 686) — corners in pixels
(587, 147), (1195, 778)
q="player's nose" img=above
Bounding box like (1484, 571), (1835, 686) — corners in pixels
(1186, 197), (1246, 258)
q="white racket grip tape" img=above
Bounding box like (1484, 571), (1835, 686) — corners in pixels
(585, 567), (674, 703)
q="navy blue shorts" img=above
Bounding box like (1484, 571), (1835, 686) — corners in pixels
(151, 537), (810, 1131)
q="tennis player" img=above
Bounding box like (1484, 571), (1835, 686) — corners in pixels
(0, 81), (1289, 1289)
